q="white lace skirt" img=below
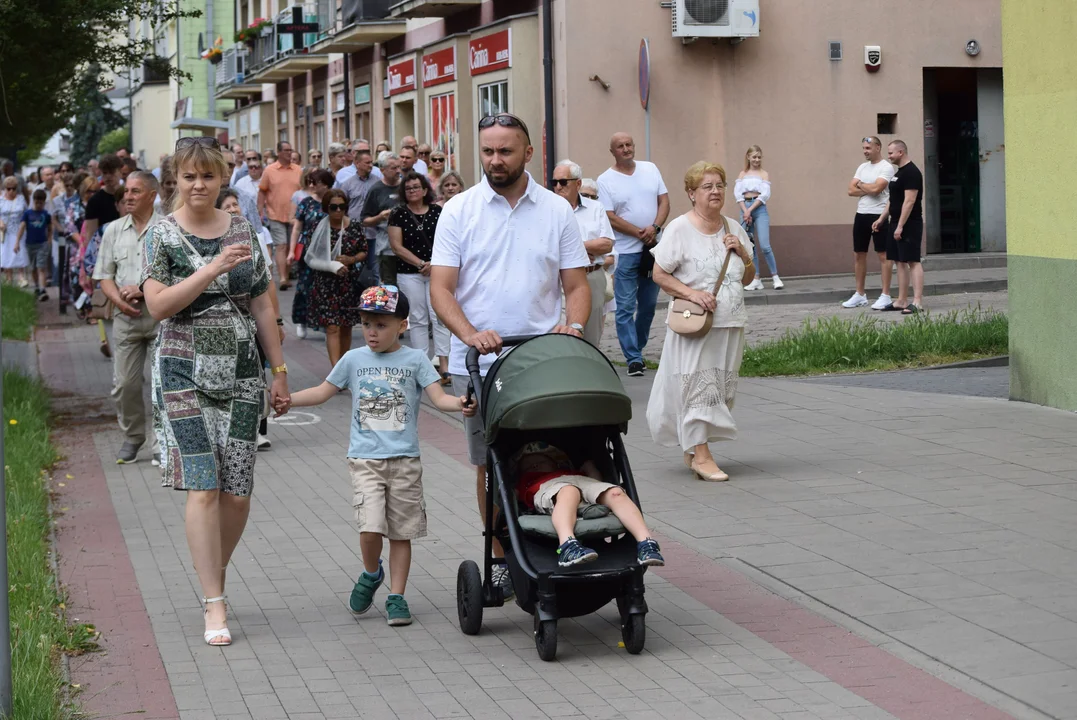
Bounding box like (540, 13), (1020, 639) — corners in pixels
(646, 326), (745, 452)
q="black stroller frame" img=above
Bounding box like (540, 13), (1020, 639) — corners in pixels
(455, 335), (649, 661)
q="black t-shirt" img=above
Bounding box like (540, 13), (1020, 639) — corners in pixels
(888, 161), (923, 225)
(359, 182), (401, 223)
(388, 203), (442, 274)
(84, 187), (120, 226)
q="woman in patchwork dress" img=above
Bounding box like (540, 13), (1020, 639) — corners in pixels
(647, 161), (755, 483)
(142, 138), (291, 646)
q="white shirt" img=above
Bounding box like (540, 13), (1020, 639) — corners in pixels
(234, 175), (259, 202)
(256, 227), (274, 268)
(334, 163), (382, 188)
(597, 161), (668, 255)
(414, 158), (428, 175)
(733, 176), (771, 204)
(571, 196), (615, 265)
(853, 160), (896, 214)
(431, 172), (589, 375)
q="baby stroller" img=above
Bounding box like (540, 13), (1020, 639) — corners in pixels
(456, 334), (649, 661)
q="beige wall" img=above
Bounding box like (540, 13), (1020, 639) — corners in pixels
(556, 0), (1002, 275)
(131, 84), (173, 171)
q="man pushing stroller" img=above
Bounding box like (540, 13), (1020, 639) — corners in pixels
(512, 442), (665, 568)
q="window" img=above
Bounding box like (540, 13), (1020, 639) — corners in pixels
(279, 107), (287, 124)
(279, 129), (288, 143)
(295, 102), (304, 119)
(314, 96), (325, 116)
(250, 133), (260, 152)
(877, 113), (897, 135)
(478, 80), (508, 119)
(829, 41), (842, 61)
(314, 122), (325, 150)
(334, 90), (345, 113)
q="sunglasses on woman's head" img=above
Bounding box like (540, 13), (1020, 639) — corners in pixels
(478, 113), (530, 141)
(175, 136), (221, 151)
(327, 203), (347, 211)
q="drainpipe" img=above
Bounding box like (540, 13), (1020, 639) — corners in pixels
(343, 53), (351, 139)
(542, 0), (555, 183)
(207, 0), (216, 124)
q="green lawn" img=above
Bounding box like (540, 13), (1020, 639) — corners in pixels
(1, 285), (38, 341)
(4, 370), (97, 719)
(741, 308), (1008, 377)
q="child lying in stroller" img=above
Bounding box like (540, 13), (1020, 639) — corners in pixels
(512, 442), (666, 568)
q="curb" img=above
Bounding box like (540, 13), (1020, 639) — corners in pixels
(919, 354), (1009, 370)
(657, 278), (1008, 308)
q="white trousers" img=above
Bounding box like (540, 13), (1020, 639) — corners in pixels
(396, 272), (450, 358)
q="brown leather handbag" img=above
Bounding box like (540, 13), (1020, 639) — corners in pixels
(668, 218), (734, 338)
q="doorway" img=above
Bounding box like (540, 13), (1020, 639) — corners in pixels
(392, 100), (415, 150)
(923, 67), (1005, 254)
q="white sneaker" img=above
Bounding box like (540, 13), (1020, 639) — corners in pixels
(842, 292), (868, 308)
(295, 324), (307, 339)
(871, 294), (893, 310)
(257, 434), (271, 451)
(745, 277), (764, 291)
(772, 275), (784, 290)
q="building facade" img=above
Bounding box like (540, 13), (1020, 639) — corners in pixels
(1003, 0), (1075, 411)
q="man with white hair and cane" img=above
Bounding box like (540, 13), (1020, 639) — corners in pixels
(552, 159), (614, 346)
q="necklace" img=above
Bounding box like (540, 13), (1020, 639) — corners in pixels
(692, 207), (723, 234)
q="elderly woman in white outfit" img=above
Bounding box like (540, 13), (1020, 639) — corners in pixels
(647, 161), (755, 482)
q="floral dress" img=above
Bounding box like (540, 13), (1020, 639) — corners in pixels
(0, 194), (27, 269)
(142, 214), (270, 496)
(291, 195), (323, 329)
(307, 223), (368, 328)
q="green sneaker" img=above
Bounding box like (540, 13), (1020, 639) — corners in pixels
(385, 594), (412, 626)
(349, 561), (383, 614)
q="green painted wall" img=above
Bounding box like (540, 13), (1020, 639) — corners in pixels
(1003, 0), (1077, 410)
(179, 0), (236, 120)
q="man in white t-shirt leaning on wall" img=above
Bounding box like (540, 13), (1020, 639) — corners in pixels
(431, 112), (591, 600)
(843, 135), (896, 309)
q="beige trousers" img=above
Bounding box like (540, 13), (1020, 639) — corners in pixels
(111, 307), (160, 451)
(583, 269), (607, 347)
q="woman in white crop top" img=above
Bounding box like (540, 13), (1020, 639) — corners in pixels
(734, 146), (782, 290)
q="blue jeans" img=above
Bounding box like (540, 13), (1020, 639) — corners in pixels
(614, 251), (660, 365)
(741, 202), (778, 276)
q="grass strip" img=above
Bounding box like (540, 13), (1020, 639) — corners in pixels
(741, 307), (1008, 377)
(5, 370), (97, 719)
(1, 286), (38, 341)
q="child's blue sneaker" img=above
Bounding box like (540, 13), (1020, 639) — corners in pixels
(637, 538), (665, 567)
(350, 560), (383, 614)
(556, 537), (599, 567)
(385, 594), (412, 626)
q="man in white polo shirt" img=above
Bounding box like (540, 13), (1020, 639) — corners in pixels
(843, 135), (896, 309)
(552, 158), (614, 346)
(431, 113), (590, 599)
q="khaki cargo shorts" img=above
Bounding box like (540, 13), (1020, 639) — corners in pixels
(348, 456), (427, 540)
(533, 474), (616, 514)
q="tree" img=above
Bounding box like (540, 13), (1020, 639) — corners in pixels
(0, 0), (200, 148)
(98, 128), (131, 157)
(69, 65), (127, 167)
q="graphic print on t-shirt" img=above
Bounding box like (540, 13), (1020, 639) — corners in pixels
(353, 366), (414, 432)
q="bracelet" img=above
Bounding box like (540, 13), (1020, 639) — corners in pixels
(276, 318), (284, 326)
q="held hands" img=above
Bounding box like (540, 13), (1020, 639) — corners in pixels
(270, 373), (291, 417)
(210, 243), (252, 277)
(418, 261), (431, 277)
(467, 329), (503, 355)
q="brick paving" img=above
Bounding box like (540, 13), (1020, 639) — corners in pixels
(34, 285), (1077, 720)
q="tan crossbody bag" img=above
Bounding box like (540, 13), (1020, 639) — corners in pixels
(667, 217), (733, 339)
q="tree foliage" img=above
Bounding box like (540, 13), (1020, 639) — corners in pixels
(98, 127), (131, 157)
(0, 0), (201, 150)
(69, 65), (127, 167)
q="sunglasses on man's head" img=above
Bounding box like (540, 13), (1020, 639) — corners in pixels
(478, 113), (530, 141)
(175, 136), (221, 151)
(550, 178), (576, 187)
(327, 203), (347, 211)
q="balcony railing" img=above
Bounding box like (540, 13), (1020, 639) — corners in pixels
(215, 46), (248, 89)
(247, 3), (322, 76)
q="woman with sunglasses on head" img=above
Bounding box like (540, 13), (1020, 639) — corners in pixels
(141, 137), (290, 647)
(436, 171), (464, 206)
(305, 188), (368, 366)
(288, 168), (333, 339)
(388, 171), (450, 383)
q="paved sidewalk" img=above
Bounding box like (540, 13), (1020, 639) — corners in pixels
(39, 289), (1076, 720)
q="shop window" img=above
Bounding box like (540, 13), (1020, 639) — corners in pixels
(478, 80), (508, 119)
(877, 113), (897, 135)
(314, 96), (325, 116)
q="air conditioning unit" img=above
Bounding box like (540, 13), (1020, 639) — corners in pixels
(672, 0), (760, 39)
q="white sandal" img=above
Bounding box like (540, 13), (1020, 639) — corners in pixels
(202, 595), (232, 646)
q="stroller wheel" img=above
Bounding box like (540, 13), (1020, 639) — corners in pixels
(621, 613), (646, 655)
(534, 614), (558, 661)
(456, 560), (483, 635)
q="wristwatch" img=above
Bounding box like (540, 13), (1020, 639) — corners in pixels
(569, 323), (584, 333)
(652, 224), (662, 233)
(271, 364), (288, 375)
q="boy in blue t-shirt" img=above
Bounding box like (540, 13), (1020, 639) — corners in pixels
(16, 189), (53, 300)
(289, 285), (476, 626)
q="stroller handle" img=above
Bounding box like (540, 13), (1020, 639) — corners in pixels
(464, 335), (540, 413)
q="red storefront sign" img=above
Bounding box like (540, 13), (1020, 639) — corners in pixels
(469, 28), (511, 75)
(388, 57), (417, 96)
(422, 47), (456, 88)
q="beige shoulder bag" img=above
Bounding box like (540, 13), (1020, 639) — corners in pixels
(668, 217), (733, 339)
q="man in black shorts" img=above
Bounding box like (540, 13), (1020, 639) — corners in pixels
(872, 140), (924, 314)
(844, 136), (895, 309)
